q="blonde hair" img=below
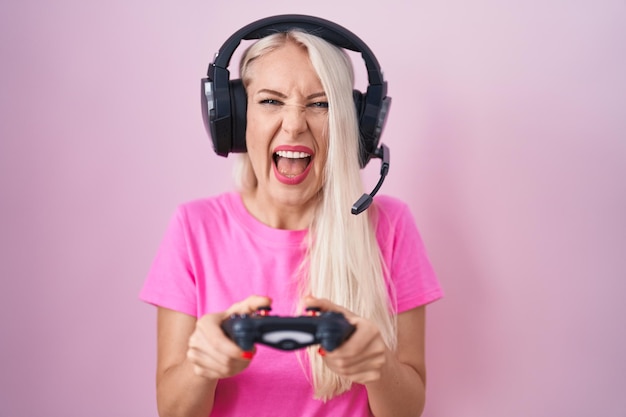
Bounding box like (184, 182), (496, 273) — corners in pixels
(236, 31), (397, 400)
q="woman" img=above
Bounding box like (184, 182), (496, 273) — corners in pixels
(140, 22), (442, 417)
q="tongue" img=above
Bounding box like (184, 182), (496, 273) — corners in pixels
(276, 156), (308, 177)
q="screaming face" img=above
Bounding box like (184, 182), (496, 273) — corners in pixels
(242, 40), (329, 225)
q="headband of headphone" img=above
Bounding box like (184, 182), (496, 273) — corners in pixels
(201, 14), (391, 168)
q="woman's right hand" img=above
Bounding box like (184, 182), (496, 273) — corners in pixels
(186, 295), (272, 380)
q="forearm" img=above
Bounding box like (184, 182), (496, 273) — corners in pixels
(157, 358), (218, 417)
(365, 350), (426, 417)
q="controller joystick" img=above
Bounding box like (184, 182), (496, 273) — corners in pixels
(221, 309), (355, 352)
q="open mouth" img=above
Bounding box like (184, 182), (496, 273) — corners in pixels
(273, 150), (312, 178)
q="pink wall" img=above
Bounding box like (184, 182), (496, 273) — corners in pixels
(1, 1), (624, 416)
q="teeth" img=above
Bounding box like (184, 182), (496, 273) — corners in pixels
(275, 150), (310, 159)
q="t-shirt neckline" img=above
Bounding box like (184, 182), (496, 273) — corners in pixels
(225, 192), (309, 247)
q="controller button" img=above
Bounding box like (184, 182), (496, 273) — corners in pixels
(257, 306), (272, 316)
(305, 307), (321, 316)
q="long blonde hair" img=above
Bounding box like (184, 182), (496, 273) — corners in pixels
(236, 31), (397, 400)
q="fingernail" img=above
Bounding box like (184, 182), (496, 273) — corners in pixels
(318, 347), (326, 357)
(241, 351), (254, 360)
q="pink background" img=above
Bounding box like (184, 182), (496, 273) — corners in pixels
(1, 1), (624, 416)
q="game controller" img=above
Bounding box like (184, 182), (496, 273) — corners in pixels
(221, 307), (356, 352)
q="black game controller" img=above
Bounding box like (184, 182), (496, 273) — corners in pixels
(221, 307), (356, 352)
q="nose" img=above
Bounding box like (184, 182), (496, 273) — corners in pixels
(281, 105), (308, 137)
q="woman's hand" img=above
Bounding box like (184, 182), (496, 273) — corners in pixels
(303, 295), (391, 385)
(186, 295), (272, 380)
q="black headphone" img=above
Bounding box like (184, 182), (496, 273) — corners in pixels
(200, 14), (392, 168)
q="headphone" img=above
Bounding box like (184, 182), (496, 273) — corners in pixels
(200, 14), (392, 168)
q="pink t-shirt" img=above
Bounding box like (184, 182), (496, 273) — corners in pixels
(140, 192), (442, 416)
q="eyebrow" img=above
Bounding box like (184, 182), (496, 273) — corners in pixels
(257, 89), (327, 100)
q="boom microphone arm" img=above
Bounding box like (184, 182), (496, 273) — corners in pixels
(351, 143), (390, 215)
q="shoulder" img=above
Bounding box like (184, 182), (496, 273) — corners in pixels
(174, 192), (239, 223)
(161, 192), (245, 241)
(372, 194), (424, 250)
(372, 194), (410, 213)
(372, 195), (415, 229)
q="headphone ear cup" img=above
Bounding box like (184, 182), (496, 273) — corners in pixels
(230, 79), (248, 153)
(356, 84), (391, 168)
(353, 89), (373, 168)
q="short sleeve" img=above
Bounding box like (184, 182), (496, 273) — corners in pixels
(139, 207), (198, 317)
(376, 197), (443, 313)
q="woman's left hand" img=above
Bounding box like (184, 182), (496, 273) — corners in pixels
(303, 295), (391, 385)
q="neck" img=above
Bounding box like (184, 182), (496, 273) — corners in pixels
(240, 190), (317, 230)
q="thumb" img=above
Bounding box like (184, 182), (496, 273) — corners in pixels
(224, 295), (273, 317)
(303, 296), (356, 321)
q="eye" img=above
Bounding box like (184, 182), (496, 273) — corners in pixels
(260, 98), (282, 106)
(308, 101), (329, 110)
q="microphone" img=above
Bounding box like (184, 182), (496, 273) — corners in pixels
(351, 143), (390, 215)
